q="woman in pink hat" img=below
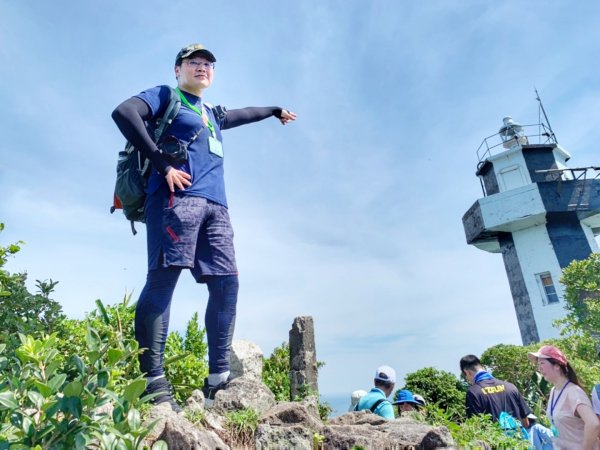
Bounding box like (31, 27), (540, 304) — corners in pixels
(528, 345), (600, 450)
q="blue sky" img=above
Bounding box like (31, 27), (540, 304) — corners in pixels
(2, 1), (600, 413)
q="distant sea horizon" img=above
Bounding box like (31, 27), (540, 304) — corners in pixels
(320, 392), (351, 418)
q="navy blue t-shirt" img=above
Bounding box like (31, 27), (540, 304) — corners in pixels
(136, 85), (228, 207)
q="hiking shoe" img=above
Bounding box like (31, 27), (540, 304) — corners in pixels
(144, 378), (182, 413)
(202, 377), (230, 405)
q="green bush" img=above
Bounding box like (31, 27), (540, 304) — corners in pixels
(418, 405), (529, 449)
(163, 312), (209, 403)
(0, 331), (165, 449)
(402, 367), (467, 422)
(262, 342), (290, 401)
(559, 253), (600, 335)
(0, 224), (65, 351)
(58, 298), (210, 404)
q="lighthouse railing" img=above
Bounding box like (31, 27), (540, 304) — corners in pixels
(476, 123), (557, 162)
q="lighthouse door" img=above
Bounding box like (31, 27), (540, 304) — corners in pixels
(499, 165), (526, 191)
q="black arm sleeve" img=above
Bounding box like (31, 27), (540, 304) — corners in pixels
(222, 106), (283, 130)
(111, 97), (171, 174)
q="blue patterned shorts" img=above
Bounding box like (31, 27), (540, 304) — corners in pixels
(145, 190), (238, 282)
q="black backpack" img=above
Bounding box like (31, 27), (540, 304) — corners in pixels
(110, 86), (181, 234)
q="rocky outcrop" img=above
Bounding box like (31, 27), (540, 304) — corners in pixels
(144, 403), (229, 450)
(255, 396), (324, 449)
(212, 376), (276, 416)
(230, 340), (263, 381)
(142, 332), (456, 450)
(326, 412), (455, 449)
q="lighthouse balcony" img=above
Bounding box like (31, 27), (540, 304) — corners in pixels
(462, 179), (600, 252)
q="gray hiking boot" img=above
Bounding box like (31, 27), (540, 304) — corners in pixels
(143, 378), (182, 413)
(201, 376), (231, 406)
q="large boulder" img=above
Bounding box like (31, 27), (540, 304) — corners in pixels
(212, 376), (276, 415)
(144, 403), (229, 450)
(230, 340), (263, 381)
(325, 412), (455, 449)
(255, 397), (323, 450)
(259, 396), (323, 431)
(255, 424), (315, 450)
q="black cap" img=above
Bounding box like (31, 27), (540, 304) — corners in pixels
(175, 43), (216, 65)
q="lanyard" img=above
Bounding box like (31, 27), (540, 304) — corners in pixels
(550, 380), (570, 424)
(175, 87), (216, 138)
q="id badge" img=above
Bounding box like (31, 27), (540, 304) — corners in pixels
(208, 136), (223, 158)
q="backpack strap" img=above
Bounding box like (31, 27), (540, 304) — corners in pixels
(370, 398), (388, 413)
(152, 87), (181, 141)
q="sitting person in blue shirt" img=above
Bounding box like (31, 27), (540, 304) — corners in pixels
(355, 365), (396, 419)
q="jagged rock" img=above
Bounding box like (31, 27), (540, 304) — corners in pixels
(203, 409), (227, 433)
(231, 340), (263, 381)
(255, 397), (324, 450)
(255, 424), (315, 450)
(324, 412), (455, 449)
(144, 403), (229, 450)
(212, 376), (276, 415)
(329, 410), (388, 426)
(186, 389), (205, 412)
(259, 396), (323, 431)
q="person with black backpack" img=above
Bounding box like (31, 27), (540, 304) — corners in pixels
(111, 43), (296, 412)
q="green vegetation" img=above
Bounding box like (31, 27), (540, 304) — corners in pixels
(418, 405), (529, 449)
(402, 367), (467, 422)
(163, 312), (209, 403)
(0, 223), (65, 350)
(0, 329), (166, 449)
(262, 342), (290, 402)
(0, 223), (207, 448)
(224, 408), (259, 448)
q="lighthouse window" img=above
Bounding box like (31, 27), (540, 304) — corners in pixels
(538, 272), (559, 305)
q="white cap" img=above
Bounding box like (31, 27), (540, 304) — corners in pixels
(348, 389), (368, 411)
(374, 365), (396, 384)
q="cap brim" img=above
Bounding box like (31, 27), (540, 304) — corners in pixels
(527, 351), (549, 363)
(181, 49), (216, 63)
(392, 400), (420, 406)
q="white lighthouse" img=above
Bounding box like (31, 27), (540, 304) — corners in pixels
(462, 114), (600, 344)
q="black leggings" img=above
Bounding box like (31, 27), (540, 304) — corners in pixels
(134, 266), (238, 377)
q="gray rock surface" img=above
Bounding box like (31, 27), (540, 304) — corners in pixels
(141, 326), (456, 450)
(231, 340), (263, 381)
(289, 316), (319, 400)
(325, 411), (455, 449)
(212, 376), (276, 416)
(144, 403), (229, 450)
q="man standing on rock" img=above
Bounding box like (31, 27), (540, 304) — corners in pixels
(112, 43), (296, 412)
(355, 365), (396, 419)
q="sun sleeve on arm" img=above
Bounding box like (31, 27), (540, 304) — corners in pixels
(221, 106), (282, 130)
(111, 97), (171, 175)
